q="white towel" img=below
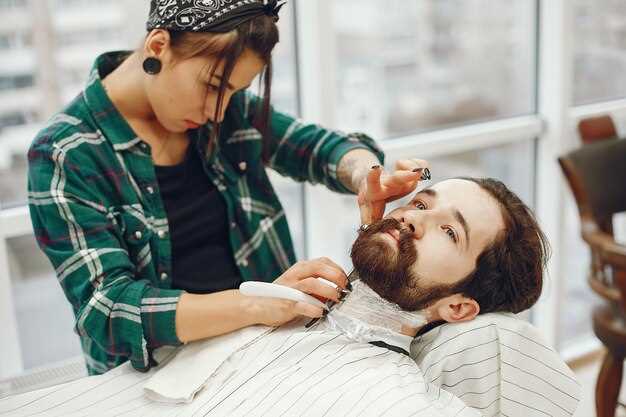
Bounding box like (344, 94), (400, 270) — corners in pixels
(144, 325), (272, 404)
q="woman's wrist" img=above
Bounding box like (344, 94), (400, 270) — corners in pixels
(175, 290), (263, 343)
(238, 290), (266, 326)
(337, 149), (381, 193)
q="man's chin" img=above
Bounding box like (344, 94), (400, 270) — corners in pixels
(354, 265), (401, 302)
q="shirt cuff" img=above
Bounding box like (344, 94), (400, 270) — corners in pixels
(141, 286), (185, 349)
(328, 133), (385, 194)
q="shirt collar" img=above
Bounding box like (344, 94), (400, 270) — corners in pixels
(83, 51), (143, 149)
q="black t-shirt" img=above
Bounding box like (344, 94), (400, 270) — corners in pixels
(155, 144), (242, 294)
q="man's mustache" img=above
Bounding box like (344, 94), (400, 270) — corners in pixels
(358, 218), (417, 258)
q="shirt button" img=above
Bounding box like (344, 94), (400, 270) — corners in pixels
(160, 272), (168, 281)
(158, 230), (166, 239)
(134, 231), (143, 240)
(238, 161), (247, 171)
(146, 186), (154, 194)
(230, 222), (237, 229)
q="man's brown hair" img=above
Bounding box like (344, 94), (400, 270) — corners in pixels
(454, 177), (550, 314)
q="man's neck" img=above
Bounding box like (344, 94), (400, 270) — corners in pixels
(321, 280), (430, 352)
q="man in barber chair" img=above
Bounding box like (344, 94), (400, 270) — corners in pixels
(138, 176), (550, 416)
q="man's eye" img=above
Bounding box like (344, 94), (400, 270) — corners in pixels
(414, 201), (427, 210)
(444, 227), (458, 243)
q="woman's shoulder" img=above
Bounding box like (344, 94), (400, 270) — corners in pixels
(29, 93), (104, 158)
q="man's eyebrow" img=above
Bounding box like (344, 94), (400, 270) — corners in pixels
(419, 188), (436, 197)
(453, 208), (471, 250)
(415, 188), (471, 249)
(212, 74), (250, 91)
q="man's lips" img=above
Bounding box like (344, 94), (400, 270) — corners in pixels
(383, 229), (401, 245)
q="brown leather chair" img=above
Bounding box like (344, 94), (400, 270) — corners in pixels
(577, 115), (618, 145)
(558, 137), (626, 417)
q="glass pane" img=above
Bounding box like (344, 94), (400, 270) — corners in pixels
(254, 5), (305, 259)
(7, 234), (83, 370)
(306, 139), (536, 272)
(558, 193), (605, 350)
(268, 4), (298, 114)
(573, 0), (626, 105)
(0, 0), (149, 208)
(330, 0), (536, 139)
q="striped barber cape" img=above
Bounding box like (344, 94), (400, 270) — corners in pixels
(1, 321), (479, 417)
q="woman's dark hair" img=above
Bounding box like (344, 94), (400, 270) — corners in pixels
(167, 15), (279, 159)
(453, 177), (551, 314)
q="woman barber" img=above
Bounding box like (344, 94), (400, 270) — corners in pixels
(27, 0), (427, 374)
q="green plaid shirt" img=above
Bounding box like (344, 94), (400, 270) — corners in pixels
(27, 51), (384, 375)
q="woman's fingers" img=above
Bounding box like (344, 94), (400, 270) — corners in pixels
(394, 158), (429, 171)
(365, 165), (384, 196)
(314, 257), (349, 285)
(384, 170), (423, 187)
(293, 302), (324, 319)
(295, 277), (341, 302)
(370, 201), (386, 222)
(283, 260), (347, 289)
(359, 201), (373, 225)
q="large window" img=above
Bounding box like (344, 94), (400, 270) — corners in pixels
(573, 0), (626, 104)
(0, 0), (148, 208)
(330, 0), (536, 139)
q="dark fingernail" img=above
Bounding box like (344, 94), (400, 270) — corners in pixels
(412, 168), (423, 173)
(371, 165), (381, 170)
(421, 168), (431, 181)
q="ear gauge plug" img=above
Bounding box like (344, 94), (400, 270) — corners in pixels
(142, 57), (162, 75)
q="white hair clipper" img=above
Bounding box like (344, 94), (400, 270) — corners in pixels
(239, 280), (339, 311)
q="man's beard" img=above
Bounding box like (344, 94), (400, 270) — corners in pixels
(350, 218), (468, 311)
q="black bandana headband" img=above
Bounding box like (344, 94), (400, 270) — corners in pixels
(147, 0), (285, 33)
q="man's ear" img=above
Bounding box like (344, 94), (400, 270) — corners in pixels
(428, 294), (479, 323)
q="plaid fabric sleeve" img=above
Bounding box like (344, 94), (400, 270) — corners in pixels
(27, 133), (183, 372)
(240, 91), (385, 194)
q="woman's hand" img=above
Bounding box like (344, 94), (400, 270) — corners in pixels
(357, 159), (430, 224)
(250, 258), (349, 327)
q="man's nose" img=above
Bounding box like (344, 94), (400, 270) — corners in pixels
(399, 209), (426, 240)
